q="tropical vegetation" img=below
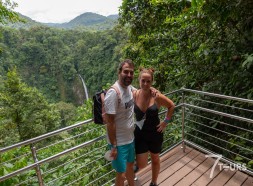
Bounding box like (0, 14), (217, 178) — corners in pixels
(0, 0), (253, 185)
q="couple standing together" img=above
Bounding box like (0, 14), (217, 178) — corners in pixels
(104, 59), (175, 186)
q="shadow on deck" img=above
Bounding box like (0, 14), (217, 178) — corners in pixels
(134, 145), (253, 186)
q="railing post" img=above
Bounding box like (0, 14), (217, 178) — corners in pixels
(30, 144), (44, 186)
(181, 91), (186, 152)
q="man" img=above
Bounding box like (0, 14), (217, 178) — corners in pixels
(104, 59), (135, 186)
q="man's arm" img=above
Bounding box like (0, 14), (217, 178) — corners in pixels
(106, 114), (117, 146)
(132, 85), (159, 96)
(106, 114), (118, 159)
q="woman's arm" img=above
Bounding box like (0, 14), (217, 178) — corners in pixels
(155, 93), (175, 132)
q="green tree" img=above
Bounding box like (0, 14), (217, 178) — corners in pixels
(54, 101), (77, 127)
(0, 68), (61, 146)
(0, 0), (20, 24)
(119, 0), (253, 97)
(0, 22), (127, 105)
(119, 0), (253, 169)
(0, 0), (22, 53)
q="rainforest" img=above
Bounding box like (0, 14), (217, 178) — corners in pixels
(0, 0), (253, 185)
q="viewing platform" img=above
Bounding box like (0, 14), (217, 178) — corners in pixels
(134, 144), (253, 186)
(1, 88), (252, 185)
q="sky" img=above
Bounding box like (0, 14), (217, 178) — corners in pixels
(14, 0), (123, 23)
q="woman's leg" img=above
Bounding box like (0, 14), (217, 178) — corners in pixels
(150, 152), (160, 184)
(136, 152), (149, 169)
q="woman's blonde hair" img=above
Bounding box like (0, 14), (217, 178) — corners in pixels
(138, 67), (155, 81)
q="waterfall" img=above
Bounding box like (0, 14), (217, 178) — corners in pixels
(78, 74), (89, 100)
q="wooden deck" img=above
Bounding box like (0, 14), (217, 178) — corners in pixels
(133, 145), (253, 186)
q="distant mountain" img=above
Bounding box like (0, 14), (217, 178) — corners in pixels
(47, 12), (118, 30)
(66, 12), (110, 26)
(4, 12), (118, 31)
(2, 13), (43, 29)
(107, 14), (119, 20)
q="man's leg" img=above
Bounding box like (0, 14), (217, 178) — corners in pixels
(115, 172), (126, 186)
(126, 162), (134, 186)
(113, 144), (129, 186)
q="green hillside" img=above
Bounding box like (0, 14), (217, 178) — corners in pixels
(0, 25), (127, 104)
(66, 12), (111, 26)
(5, 12), (118, 30)
(2, 13), (42, 29)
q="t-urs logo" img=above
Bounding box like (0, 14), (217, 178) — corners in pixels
(205, 154), (247, 178)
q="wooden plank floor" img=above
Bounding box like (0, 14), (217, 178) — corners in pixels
(133, 145), (253, 186)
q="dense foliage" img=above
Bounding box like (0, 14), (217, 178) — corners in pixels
(0, 68), (61, 144)
(119, 0), (253, 170)
(0, 26), (127, 104)
(1, 0), (253, 185)
(0, 0), (20, 24)
(0, 2), (127, 147)
(119, 0), (253, 98)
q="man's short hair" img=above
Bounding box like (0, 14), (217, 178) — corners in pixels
(118, 59), (134, 73)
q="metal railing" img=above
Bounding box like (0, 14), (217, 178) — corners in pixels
(0, 120), (110, 185)
(181, 88), (253, 177)
(1, 88), (253, 185)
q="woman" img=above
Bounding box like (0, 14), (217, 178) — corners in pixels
(133, 68), (175, 186)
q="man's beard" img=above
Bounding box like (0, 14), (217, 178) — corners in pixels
(122, 77), (133, 86)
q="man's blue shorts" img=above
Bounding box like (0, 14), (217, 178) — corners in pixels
(110, 142), (135, 173)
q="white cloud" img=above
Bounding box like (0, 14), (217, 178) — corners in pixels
(14, 0), (122, 23)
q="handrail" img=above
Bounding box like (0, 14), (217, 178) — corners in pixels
(0, 135), (105, 182)
(3, 87), (241, 153)
(0, 119), (93, 153)
(188, 112), (253, 133)
(1, 88), (252, 153)
(188, 97), (253, 113)
(164, 89), (182, 96)
(182, 88), (253, 104)
(184, 103), (253, 123)
(182, 89), (253, 177)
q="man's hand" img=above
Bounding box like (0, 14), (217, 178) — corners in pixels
(110, 147), (118, 160)
(150, 87), (160, 97)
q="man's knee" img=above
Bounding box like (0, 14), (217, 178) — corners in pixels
(116, 172), (126, 180)
(127, 162), (134, 167)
